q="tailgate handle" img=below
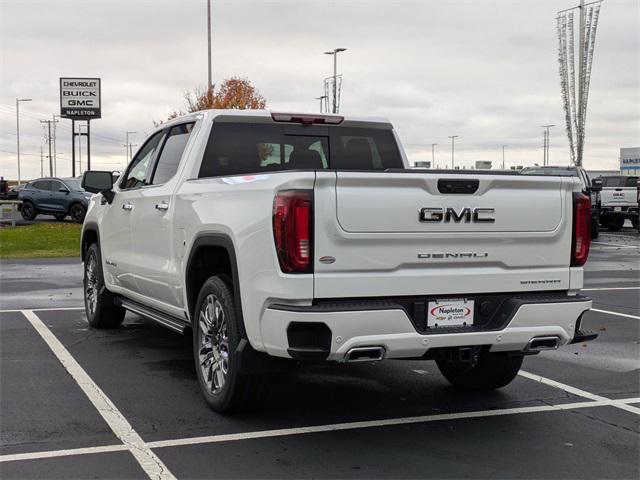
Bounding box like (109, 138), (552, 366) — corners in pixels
(438, 179), (479, 194)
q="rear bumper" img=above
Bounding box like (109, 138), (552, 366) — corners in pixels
(259, 294), (592, 361)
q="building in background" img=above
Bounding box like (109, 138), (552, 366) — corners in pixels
(475, 161), (492, 170)
(620, 147), (640, 175)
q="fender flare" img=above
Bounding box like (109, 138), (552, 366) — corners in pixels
(81, 221), (100, 262)
(185, 233), (247, 337)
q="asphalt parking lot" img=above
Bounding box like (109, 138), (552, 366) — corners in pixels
(1, 228), (638, 479)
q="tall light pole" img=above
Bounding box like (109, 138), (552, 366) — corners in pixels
(324, 48), (347, 114)
(541, 124), (555, 166)
(431, 143), (437, 167)
(206, 0), (213, 92)
(16, 98), (32, 183)
(448, 135), (458, 169)
(502, 145), (508, 169)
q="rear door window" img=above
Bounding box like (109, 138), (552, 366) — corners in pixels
(150, 123), (195, 185)
(199, 123), (402, 177)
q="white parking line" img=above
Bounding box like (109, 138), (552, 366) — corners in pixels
(2, 397), (637, 463)
(519, 371), (640, 415)
(590, 308), (640, 320)
(0, 444), (128, 463)
(582, 286), (640, 291)
(20, 310), (176, 480)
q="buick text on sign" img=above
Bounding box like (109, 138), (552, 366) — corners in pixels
(60, 77), (101, 119)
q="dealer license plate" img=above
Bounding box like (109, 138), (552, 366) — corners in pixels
(427, 298), (475, 328)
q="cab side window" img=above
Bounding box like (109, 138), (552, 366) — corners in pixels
(150, 123), (195, 185)
(121, 131), (164, 190)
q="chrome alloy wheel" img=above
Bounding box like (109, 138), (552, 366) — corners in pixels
(85, 254), (98, 316)
(198, 294), (229, 395)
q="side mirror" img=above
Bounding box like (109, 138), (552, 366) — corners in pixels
(59, 187), (70, 193)
(82, 171), (115, 203)
(590, 178), (603, 192)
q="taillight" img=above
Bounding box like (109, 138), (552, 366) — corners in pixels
(571, 193), (591, 266)
(273, 190), (313, 273)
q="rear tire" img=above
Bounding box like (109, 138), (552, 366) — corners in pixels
(84, 243), (125, 329)
(70, 203), (86, 223)
(20, 200), (36, 221)
(193, 276), (268, 412)
(436, 350), (523, 390)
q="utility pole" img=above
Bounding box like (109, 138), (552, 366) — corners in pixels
(541, 125), (555, 166)
(448, 135), (459, 169)
(40, 119), (54, 177)
(207, 0), (213, 92)
(324, 48), (347, 114)
(315, 95), (327, 113)
(51, 115), (59, 176)
(125, 131), (137, 163)
(16, 98), (32, 183)
(431, 143), (437, 167)
(502, 145), (508, 169)
(40, 144), (44, 177)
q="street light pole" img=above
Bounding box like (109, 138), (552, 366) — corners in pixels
(431, 143), (437, 167)
(16, 98), (32, 183)
(207, 0), (213, 92)
(324, 48), (347, 114)
(448, 135), (458, 169)
(502, 145), (508, 169)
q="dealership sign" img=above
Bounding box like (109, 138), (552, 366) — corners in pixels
(59, 77), (101, 119)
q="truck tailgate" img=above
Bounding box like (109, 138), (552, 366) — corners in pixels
(313, 171), (576, 298)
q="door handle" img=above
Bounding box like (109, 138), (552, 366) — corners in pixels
(122, 202), (134, 211)
(155, 202), (169, 211)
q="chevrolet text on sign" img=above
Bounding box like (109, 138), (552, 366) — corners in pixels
(60, 77), (101, 119)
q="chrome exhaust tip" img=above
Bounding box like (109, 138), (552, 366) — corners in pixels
(344, 346), (385, 362)
(526, 336), (561, 352)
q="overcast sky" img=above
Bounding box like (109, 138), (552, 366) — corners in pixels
(1, 0), (638, 180)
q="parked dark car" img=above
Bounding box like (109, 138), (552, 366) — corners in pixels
(519, 165), (602, 238)
(18, 177), (92, 223)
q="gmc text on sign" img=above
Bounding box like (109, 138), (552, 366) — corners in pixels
(59, 77), (101, 119)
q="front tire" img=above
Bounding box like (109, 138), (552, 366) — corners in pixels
(84, 243), (125, 329)
(436, 350), (523, 390)
(193, 276), (268, 412)
(606, 217), (625, 231)
(20, 200), (37, 221)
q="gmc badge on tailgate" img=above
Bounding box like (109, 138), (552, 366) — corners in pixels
(419, 207), (495, 223)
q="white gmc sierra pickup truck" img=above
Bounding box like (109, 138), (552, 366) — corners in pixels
(81, 110), (597, 412)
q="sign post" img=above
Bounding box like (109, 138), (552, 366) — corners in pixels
(59, 77), (101, 175)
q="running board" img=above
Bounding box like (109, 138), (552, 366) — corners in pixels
(116, 298), (190, 334)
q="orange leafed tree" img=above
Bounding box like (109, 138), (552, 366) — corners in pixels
(166, 77), (267, 120)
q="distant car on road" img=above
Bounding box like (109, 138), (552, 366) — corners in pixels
(18, 177), (92, 223)
(519, 165), (602, 238)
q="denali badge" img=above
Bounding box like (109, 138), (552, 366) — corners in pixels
(418, 252), (489, 259)
(419, 207), (495, 223)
